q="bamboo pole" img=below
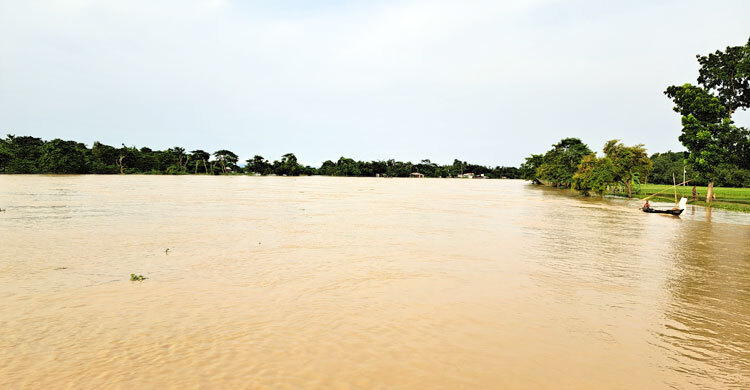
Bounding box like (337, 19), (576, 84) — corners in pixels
(673, 173), (677, 206)
(640, 180), (692, 201)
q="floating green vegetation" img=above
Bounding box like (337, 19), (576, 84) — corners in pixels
(130, 273), (147, 281)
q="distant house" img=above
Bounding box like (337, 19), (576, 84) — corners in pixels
(410, 172), (424, 178)
(457, 173), (474, 179)
(474, 173), (487, 179)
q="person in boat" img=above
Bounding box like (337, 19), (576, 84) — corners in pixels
(643, 200), (650, 210)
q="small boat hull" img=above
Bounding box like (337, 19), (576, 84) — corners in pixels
(642, 207), (684, 216)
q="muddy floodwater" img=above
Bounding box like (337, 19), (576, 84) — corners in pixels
(1, 176), (749, 389)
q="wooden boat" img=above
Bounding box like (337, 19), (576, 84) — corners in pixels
(641, 175), (689, 217)
(642, 207), (684, 216)
(642, 197), (687, 216)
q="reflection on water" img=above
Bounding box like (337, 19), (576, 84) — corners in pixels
(1, 176), (749, 389)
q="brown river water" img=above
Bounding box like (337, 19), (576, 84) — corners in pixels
(1, 175), (749, 389)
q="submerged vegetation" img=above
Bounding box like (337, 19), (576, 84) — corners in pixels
(573, 140), (652, 198)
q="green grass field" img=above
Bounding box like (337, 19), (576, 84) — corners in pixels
(625, 184), (750, 213)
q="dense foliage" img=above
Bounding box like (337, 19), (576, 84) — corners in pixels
(519, 154), (543, 183)
(571, 154), (616, 196)
(572, 140), (652, 198)
(315, 158), (518, 179)
(535, 138), (592, 187)
(0, 135), (520, 179)
(664, 37), (750, 200)
(601, 140), (652, 198)
(648, 151), (694, 185)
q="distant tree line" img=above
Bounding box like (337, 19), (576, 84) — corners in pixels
(0, 135), (520, 179)
(316, 157), (519, 179)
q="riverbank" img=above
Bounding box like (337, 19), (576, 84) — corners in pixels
(620, 184), (750, 213)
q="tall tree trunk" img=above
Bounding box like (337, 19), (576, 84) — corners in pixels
(626, 181), (632, 199)
(706, 181), (714, 203)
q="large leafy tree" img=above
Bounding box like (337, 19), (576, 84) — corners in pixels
(90, 141), (120, 173)
(572, 140), (652, 197)
(161, 147), (188, 173)
(536, 138), (592, 187)
(370, 160), (387, 177)
(649, 151), (696, 185)
(696, 38), (750, 116)
(116, 145), (140, 174)
(333, 157), (361, 176)
(39, 139), (90, 174)
(450, 159), (466, 176)
(385, 159), (412, 177)
(190, 150), (211, 174)
(413, 159), (437, 177)
(602, 140), (652, 198)
(491, 166), (519, 179)
(2, 135), (44, 173)
(245, 155), (271, 175)
(213, 149), (239, 173)
(318, 160), (336, 176)
(519, 154), (543, 183)
(665, 37), (750, 201)
(134, 147), (158, 172)
(572, 154), (616, 196)
(274, 153), (300, 176)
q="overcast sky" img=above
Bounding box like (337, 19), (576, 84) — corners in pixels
(1, 0), (748, 166)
